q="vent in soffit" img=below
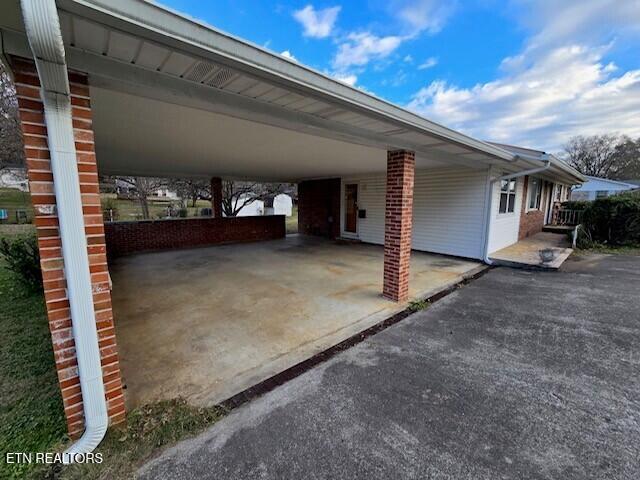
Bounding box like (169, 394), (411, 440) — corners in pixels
(205, 67), (235, 88)
(184, 61), (218, 83)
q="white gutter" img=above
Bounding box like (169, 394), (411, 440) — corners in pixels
(482, 156), (552, 264)
(21, 0), (108, 463)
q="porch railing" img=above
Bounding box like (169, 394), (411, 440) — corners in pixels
(552, 208), (583, 226)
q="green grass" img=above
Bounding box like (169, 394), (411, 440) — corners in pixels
(101, 194), (212, 221)
(0, 261), (66, 480)
(0, 188), (34, 224)
(52, 399), (226, 480)
(286, 206), (298, 234)
(408, 299), (430, 312)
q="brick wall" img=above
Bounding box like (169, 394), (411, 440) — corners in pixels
(519, 175), (546, 240)
(298, 178), (341, 238)
(12, 56), (126, 437)
(104, 215), (286, 257)
(210, 177), (223, 218)
(383, 150), (415, 302)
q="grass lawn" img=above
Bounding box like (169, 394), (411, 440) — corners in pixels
(286, 206), (298, 234)
(101, 194), (212, 221)
(0, 261), (66, 480)
(0, 188), (33, 224)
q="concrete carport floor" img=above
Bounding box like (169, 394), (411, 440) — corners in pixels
(110, 235), (483, 408)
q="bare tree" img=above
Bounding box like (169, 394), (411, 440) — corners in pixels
(563, 134), (621, 178)
(611, 136), (640, 181)
(169, 178), (210, 207)
(0, 60), (25, 172)
(116, 176), (167, 219)
(219, 181), (290, 217)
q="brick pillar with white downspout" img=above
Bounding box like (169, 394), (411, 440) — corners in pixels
(383, 150), (415, 302)
(12, 56), (126, 437)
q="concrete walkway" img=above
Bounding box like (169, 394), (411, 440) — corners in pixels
(490, 231), (573, 269)
(139, 253), (640, 480)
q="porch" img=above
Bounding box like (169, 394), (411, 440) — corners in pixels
(490, 232), (573, 270)
(110, 235), (483, 408)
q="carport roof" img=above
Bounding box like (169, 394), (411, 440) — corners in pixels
(0, 0), (584, 183)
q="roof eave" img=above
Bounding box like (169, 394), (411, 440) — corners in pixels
(56, 0), (516, 163)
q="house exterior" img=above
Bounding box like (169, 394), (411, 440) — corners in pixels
(570, 176), (637, 201)
(0, 0), (584, 461)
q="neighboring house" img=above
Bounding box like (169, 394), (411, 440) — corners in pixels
(152, 187), (178, 199)
(1, 0), (585, 445)
(0, 167), (29, 191)
(570, 176), (637, 201)
(264, 193), (293, 216)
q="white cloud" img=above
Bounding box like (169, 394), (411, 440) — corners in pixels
(331, 72), (358, 86)
(511, 0), (640, 54)
(280, 50), (297, 61)
(333, 32), (403, 69)
(407, 45), (640, 150)
(406, 0), (640, 150)
(418, 57), (438, 70)
(404, 54), (414, 63)
(392, 0), (456, 35)
(293, 5), (341, 39)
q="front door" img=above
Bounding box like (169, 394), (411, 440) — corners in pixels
(344, 184), (358, 234)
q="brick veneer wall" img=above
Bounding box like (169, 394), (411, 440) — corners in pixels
(519, 175), (546, 240)
(12, 56), (126, 437)
(210, 177), (223, 218)
(298, 178), (341, 238)
(104, 215), (286, 257)
(383, 150), (415, 302)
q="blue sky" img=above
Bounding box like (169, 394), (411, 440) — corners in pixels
(160, 0), (639, 152)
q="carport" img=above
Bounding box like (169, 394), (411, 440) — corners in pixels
(110, 236), (482, 408)
(1, 0), (522, 443)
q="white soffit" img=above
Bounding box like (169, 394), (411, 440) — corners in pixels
(51, 9), (507, 168)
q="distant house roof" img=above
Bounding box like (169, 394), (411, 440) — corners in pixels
(573, 176), (638, 192)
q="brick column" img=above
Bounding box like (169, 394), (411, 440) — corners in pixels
(12, 56), (126, 437)
(383, 150), (415, 302)
(211, 177), (223, 218)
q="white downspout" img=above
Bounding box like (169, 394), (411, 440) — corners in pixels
(482, 157), (552, 264)
(20, 0), (108, 463)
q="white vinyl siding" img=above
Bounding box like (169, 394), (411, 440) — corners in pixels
(488, 176), (524, 253)
(341, 167), (489, 260)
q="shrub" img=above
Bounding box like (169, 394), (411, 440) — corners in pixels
(0, 234), (42, 289)
(577, 191), (640, 247)
(178, 207), (188, 218)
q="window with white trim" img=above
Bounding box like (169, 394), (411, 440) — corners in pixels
(528, 177), (542, 210)
(499, 178), (517, 214)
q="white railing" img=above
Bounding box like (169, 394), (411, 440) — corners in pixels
(552, 209), (583, 226)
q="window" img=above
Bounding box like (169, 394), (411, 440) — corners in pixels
(499, 178), (517, 214)
(528, 177), (542, 210)
(596, 190), (608, 199)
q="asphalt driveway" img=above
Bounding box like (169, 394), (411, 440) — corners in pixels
(139, 253), (640, 480)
